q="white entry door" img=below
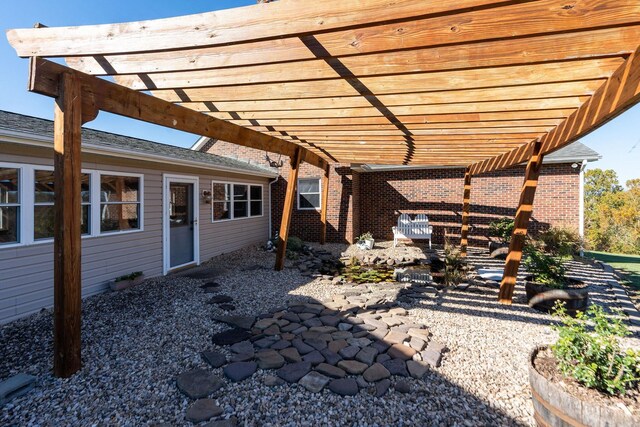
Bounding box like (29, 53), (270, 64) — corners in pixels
(163, 175), (199, 274)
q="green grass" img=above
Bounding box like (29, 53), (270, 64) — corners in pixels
(584, 251), (640, 290)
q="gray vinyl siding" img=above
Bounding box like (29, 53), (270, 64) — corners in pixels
(0, 148), (270, 324)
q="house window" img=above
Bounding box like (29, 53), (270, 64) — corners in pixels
(99, 174), (141, 233)
(212, 182), (231, 221)
(33, 169), (91, 240)
(250, 185), (263, 217)
(212, 182), (263, 221)
(233, 184), (248, 219)
(298, 178), (321, 210)
(0, 168), (20, 245)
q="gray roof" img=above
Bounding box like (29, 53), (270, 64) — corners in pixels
(0, 110), (276, 176)
(544, 141), (601, 163)
(357, 141), (601, 172)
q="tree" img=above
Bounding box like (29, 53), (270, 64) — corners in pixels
(584, 169), (640, 254)
(585, 169), (623, 201)
(626, 178), (640, 191)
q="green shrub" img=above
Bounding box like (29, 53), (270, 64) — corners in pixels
(552, 302), (640, 395)
(271, 236), (305, 253)
(443, 243), (469, 286)
(524, 245), (567, 288)
(488, 217), (515, 243)
(357, 232), (373, 242)
(287, 236), (304, 252)
(537, 227), (582, 257)
(115, 271), (143, 282)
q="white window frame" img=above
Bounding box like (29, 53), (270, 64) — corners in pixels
(0, 163), (145, 250)
(0, 162), (23, 248)
(97, 170), (145, 236)
(31, 165), (93, 242)
(211, 181), (264, 222)
(249, 184), (263, 218)
(297, 177), (322, 211)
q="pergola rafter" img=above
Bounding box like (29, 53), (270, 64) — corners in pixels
(6, 0), (640, 376)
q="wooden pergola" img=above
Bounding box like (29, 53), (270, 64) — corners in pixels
(6, 0), (640, 377)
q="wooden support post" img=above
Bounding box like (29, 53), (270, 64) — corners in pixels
(275, 148), (303, 271)
(498, 140), (544, 304)
(53, 72), (84, 377)
(319, 164), (330, 245)
(460, 166), (472, 257)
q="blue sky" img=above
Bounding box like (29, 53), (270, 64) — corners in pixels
(1, 0), (638, 185)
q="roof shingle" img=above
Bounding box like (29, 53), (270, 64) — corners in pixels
(0, 110), (276, 175)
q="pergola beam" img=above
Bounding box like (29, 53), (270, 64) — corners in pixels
(67, 25), (640, 77)
(149, 58), (622, 100)
(320, 164), (331, 245)
(27, 58), (327, 169)
(470, 46), (640, 175)
(8, 0), (517, 57)
(226, 110), (577, 126)
(460, 167), (472, 257)
(242, 119), (565, 130)
(275, 148), (303, 270)
(498, 140), (544, 303)
(178, 81), (602, 113)
(52, 72), (88, 378)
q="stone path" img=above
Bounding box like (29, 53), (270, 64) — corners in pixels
(176, 281), (446, 407)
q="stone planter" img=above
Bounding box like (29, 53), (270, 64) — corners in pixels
(109, 274), (145, 291)
(357, 238), (375, 250)
(488, 241), (509, 259)
(525, 277), (588, 316)
(529, 346), (639, 427)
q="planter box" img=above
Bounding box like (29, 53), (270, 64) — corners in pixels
(525, 277), (588, 316)
(357, 238), (375, 250)
(109, 274), (145, 291)
(529, 346), (639, 427)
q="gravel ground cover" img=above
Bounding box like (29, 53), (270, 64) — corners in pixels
(1, 242), (636, 426)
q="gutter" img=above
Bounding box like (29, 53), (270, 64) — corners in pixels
(352, 156), (601, 173)
(578, 159), (588, 256)
(0, 129), (277, 178)
(191, 136), (210, 151)
(268, 174), (280, 240)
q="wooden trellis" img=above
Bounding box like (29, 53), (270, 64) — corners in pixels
(7, 0), (640, 376)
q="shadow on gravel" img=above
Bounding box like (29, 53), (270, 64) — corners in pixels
(203, 289), (525, 426)
(0, 243), (560, 426)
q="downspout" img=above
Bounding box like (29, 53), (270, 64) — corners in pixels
(268, 174), (280, 240)
(578, 159), (588, 256)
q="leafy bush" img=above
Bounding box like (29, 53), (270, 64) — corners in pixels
(488, 217), (515, 243)
(287, 236), (305, 252)
(115, 271), (143, 282)
(357, 232), (373, 242)
(443, 243), (469, 286)
(271, 236), (305, 253)
(537, 227), (582, 257)
(524, 245), (567, 288)
(552, 302), (640, 395)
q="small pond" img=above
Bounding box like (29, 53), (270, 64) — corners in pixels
(341, 257), (446, 285)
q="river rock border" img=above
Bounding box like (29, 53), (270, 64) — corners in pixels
(177, 292), (446, 406)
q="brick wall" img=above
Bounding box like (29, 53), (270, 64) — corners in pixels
(206, 141), (580, 246)
(358, 164), (580, 245)
(207, 141), (356, 243)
